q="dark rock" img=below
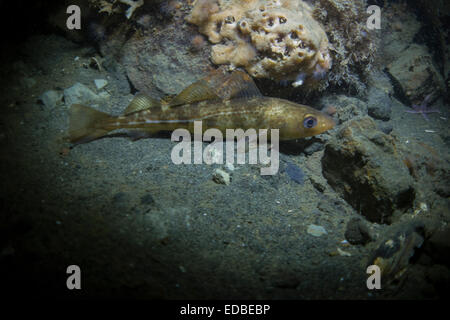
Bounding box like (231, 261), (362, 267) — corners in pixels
(122, 23), (211, 96)
(103, 61), (131, 95)
(376, 121), (393, 135)
(345, 218), (372, 245)
(272, 273), (300, 289)
(367, 87), (392, 121)
(261, 161), (287, 189)
(367, 219), (425, 286)
(303, 142), (325, 155)
(424, 227), (450, 266)
(112, 192), (131, 211)
(396, 140), (450, 196)
(425, 264), (450, 297)
(386, 44), (445, 104)
(140, 194), (155, 205)
(285, 163), (305, 185)
(113, 192), (128, 204)
(320, 95), (368, 124)
(322, 117), (415, 223)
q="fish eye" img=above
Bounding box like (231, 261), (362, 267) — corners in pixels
(303, 116), (317, 129)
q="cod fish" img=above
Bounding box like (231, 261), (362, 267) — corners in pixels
(69, 70), (335, 144)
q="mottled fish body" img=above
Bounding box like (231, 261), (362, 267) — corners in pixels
(69, 70), (335, 144)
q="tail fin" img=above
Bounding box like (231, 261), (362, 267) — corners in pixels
(69, 104), (113, 144)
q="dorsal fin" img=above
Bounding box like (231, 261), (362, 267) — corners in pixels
(123, 94), (160, 115)
(168, 79), (220, 107)
(167, 69), (261, 107)
(216, 70), (262, 100)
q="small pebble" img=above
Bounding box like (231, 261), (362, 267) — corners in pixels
(285, 163), (305, 184)
(337, 248), (352, 257)
(212, 169), (231, 185)
(94, 79), (108, 90)
(98, 91), (110, 99)
(307, 224), (327, 237)
(40, 90), (63, 108)
(140, 194), (155, 205)
(64, 82), (99, 106)
(225, 162), (235, 172)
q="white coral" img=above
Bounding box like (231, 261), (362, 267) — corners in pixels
(119, 0), (144, 19)
(187, 0), (331, 83)
(92, 0), (143, 18)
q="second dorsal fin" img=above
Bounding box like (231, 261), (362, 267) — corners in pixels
(123, 94), (160, 115)
(168, 79), (220, 107)
(167, 70), (261, 108)
(215, 70), (262, 100)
